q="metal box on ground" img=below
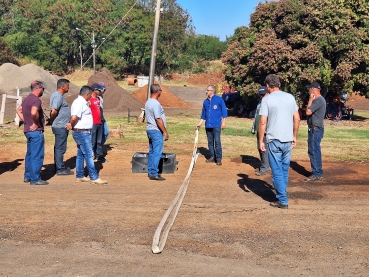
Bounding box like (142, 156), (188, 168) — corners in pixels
(131, 152), (178, 174)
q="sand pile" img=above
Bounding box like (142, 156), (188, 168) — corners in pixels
(132, 83), (192, 109)
(87, 68), (143, 112)
(0, 63), (80, 100)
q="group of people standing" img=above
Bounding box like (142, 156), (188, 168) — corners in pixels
(17, 76), (326, 209)
(144, 77), (325, 210)
(252, 75), (326, 209)
(17, 80), (109, 185)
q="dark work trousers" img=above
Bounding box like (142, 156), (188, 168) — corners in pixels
(52, 127), (69, 173)
(91, 124), (104, 160)
(257, 133), (271, 172)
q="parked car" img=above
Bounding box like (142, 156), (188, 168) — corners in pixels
(222, 91), (258, 117)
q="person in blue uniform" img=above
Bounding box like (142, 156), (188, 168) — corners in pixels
(196, 85), (228, 166)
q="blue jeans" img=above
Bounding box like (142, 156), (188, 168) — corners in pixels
(72, 130), (98, 181)
(52, 127), (69, 172)
(102, 120), (109, 145)
(24, 131), (45, 182)
(147, 130), (163, 177)
(91, 124), (104, 160)
(205, 127), (222, 161)
(308, 128), (324, 177)
(267, 140), (292, 205)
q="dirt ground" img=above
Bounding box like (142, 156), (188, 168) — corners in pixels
(1, 86), (369, 277)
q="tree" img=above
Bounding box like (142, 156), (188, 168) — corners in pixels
(0, 38), (18, 65)
(222, 0), (369, 97)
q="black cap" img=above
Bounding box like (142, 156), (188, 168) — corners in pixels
(306, 81), (321, 89)
(90, 83), (103, 91)
(258, 86), (268, 95)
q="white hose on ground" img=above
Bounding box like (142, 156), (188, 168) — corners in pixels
(151, 129), (199, 254)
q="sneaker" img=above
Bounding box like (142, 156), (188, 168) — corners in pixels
(30, 180), (49, 185)
(206, 157), (215, 163)
(216, 160), (222, 166)
(304, 175), (323, 182)
(96, 158), (108, 163)
(255, 168), (269, 176)
(91, 178), (108, 184)
(270, 201), (288, 209)
(149, 175), (166, 181)
(76, 177), (90, 183)
(57, 169), (74, 176)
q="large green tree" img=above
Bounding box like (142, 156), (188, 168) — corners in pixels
(0, 0), (206, 76)
(222, 0), (369, 97)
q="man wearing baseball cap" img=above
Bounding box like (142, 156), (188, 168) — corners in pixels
(90, 83), (107, 163)
(97, 82), (109, 146)
(304, 81), (326, 182)
(252, 86), (270, 175)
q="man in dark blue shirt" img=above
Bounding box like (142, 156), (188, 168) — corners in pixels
(196, 85), (228, 166)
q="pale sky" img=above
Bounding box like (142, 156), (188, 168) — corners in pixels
(176, 0), (263, 41)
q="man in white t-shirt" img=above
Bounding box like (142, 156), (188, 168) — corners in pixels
(69, 85), (107, 184)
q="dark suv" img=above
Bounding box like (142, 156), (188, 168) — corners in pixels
(222, 91), (258, 117)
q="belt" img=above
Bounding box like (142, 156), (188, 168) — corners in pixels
(308, 125), (321, 129)
(73, 128), (91, 132)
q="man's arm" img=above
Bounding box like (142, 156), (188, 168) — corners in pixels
(258, 115), (267, 152)
(196, 119), (204, 129)
(16, 105), (24, 122)
(49, 109), (58, 125)
(155, 118), (169, 141)
(221, 117), (226, 129)
(69, 115), (79, 130)
(305, 93), (315, 116)
(292, 111), (300, 148)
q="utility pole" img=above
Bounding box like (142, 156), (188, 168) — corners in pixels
(92, 31), (96, 75)
(76, 27), (96, 74)
(79, 41), (83, 70)
(147, 0), (161, 99)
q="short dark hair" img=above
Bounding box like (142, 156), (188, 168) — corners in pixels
(151, 84), (162, 94)
(265, 74), (281, 89)
(57, 78), (70, 89)
(79, 85), (92, 96)
(31, 80), (44, 91)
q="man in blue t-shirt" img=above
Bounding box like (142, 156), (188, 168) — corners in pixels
(196, 85), (227, 166)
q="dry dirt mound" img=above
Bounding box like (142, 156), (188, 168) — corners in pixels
(170, 72), (225, 86)
(132, 83), (192, 109)
(345, 93), (369, 111)
(0, 63), (60, 95)
(87, 68), (143, 112)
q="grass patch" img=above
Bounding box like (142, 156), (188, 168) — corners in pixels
(1, 112), (368, 162)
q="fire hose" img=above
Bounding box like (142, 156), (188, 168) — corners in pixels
(151, 129), (199, 254)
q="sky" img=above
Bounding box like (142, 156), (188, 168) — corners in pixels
(176, 0), (262, 41)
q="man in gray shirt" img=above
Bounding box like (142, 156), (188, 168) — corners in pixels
(145, 84), (169, 181)
(304, 81), (326, 182)
(258, 74), (300, 209)
(49, 78), (73, 176)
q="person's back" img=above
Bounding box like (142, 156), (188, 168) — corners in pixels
(262, 91), (298, 143)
